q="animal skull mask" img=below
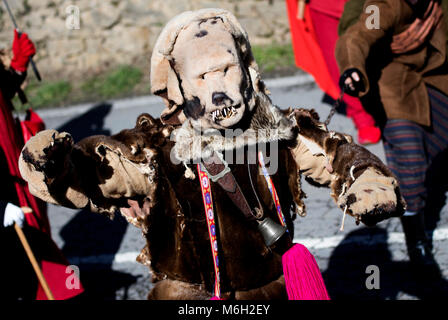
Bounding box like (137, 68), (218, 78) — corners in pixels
(150, 8), (267, 129)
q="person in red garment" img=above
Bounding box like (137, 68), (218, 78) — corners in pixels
(0, 30), (83, 300)
(286, 0), (381, 145)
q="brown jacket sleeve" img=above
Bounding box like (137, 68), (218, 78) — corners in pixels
(335, 0), (401, 96)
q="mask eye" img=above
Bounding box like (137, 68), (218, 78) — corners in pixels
(224, 67), (229, 74)
(200, 74), (205, 80)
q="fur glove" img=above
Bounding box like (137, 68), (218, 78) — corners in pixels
(289, 108), (405, 227)
(19, 114), (167, 217)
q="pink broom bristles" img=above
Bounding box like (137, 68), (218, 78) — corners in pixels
(282, 243), (330, 300)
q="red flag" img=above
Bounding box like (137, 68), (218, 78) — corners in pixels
(286, 0), (340, 100)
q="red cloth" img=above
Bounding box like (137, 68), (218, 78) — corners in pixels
(20, 109), (46, 144)
(286, 0), (376, 129)
(11, 30), (36, 73)
(286, 0), (340, 99)
(0, 89), (83, 300)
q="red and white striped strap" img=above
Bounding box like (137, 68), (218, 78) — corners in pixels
(197, 163), (221, 299)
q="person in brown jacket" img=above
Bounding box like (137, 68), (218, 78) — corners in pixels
(336, 0), (448, 270)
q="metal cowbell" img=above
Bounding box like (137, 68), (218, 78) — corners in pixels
(257, 217), (286, 247)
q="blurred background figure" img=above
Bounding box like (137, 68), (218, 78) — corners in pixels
(0, 29), (83, 300)
(286, 0), (381, 145)
(336, 0), (448, 272)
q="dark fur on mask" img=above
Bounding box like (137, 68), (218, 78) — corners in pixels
(183, 97), (205, 120)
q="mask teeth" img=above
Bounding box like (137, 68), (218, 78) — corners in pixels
(224, 107), (234, 118)
(212, 107), (236, 122)
(211, 110), (218, 122)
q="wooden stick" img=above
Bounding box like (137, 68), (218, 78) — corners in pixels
(14, 223), (55, 300)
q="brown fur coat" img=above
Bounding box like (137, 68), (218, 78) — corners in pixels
(19, 91), (405, 299)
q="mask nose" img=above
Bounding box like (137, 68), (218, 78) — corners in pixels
(212, 92), (231, 106)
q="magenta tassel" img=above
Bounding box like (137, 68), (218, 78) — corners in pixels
(282, 243), (330, 300)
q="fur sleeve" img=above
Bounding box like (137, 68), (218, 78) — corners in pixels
(288, 109), (339, 186)
(289, 108), (405, 224)
(19, 114), (167, 218)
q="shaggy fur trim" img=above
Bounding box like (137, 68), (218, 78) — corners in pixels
(171, 93), (296, 162)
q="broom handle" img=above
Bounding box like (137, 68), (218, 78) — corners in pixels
(14, 223), (55, 300)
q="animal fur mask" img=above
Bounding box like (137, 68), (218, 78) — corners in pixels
(150, 8), (267, 128)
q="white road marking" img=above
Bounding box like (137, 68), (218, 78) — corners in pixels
(264, 73), (314, 88)
(31, 95), (163, 119)
(66, 226), (448, 266)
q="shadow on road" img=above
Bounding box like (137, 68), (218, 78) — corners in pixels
(60, 210), (138, 300)
(57, 102), (112, 141)
(56, 103), (139, 299)
(424, 148), (448, 243)
(322, 227), (448, 300)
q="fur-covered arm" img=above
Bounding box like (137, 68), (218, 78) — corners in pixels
(289, 109), (405, 226)
(18, 114), (164, 226)
(20, 130), (92, 210)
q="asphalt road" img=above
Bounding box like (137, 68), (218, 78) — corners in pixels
(36, 74), (448, 300)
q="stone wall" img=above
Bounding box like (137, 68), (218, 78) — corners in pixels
(0, 0), (291, 80)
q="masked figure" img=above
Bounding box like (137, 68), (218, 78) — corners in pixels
(19, 9), (405, 299)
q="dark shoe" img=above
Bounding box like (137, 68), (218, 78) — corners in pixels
(408, 240), (441, 277)
(408, 240), (435, 266)
(400, 213), (440, 276)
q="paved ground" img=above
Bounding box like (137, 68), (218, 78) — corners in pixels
(36, 74), (448, 300)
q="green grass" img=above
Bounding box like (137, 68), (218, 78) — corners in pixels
(81, 65), (143, 99)
(252, 43), (295, 73)
(13, 81), (72, 111)
(13, 65), (144, 111)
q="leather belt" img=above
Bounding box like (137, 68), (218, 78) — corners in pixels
(201, 152), (263, 221)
